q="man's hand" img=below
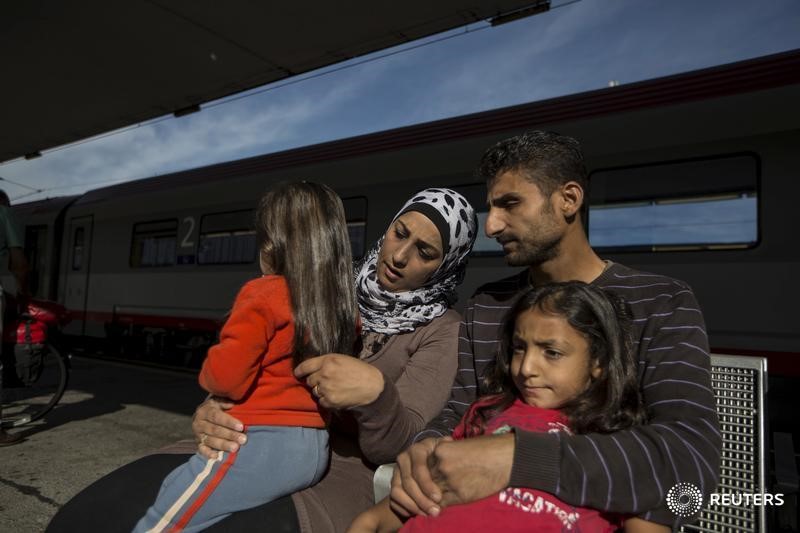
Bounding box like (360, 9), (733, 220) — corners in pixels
(431, 433), (514, 507)
(390, 437), (443, 518)
(192, 396), (246, 459)
(390, 433), (516, 517)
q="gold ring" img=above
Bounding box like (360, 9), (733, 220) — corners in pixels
(200, 433), (208, 446)
(313, 384), (321, 397)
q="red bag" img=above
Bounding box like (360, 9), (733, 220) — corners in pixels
(3, 318), (47, 345)
(1, 297), (69, 345)
(1, 298), (63, 386)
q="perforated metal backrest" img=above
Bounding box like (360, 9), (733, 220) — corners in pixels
(681, 353), (768, 533)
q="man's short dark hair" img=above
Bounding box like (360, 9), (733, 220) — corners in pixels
(478, 130), (589, 198)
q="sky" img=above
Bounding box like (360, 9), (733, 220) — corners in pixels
(2, 0), (800, 204)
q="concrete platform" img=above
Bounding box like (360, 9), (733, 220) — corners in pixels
(0, 356), (207, 532)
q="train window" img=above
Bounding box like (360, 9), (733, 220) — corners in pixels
(348, 221), (366, 259)
(72, 227), (84, 270)
(451, 184), (503, 256)
(130, 219), (178, 267)
(198, 210), (257, 265)
(588, 154), (759, 251)
(343, 197), (367, 259)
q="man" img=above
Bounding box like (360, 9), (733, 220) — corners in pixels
(0, 190), (29, 446)
(390, 131), (721, 528)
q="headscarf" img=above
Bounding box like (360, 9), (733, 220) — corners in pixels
(355, 188), (477, 334)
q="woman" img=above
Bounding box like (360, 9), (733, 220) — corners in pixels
(46, 187), (477, 533)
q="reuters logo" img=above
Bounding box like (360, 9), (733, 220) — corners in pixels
(666, 482), (703, 517)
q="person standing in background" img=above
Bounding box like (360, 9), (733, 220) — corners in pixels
(0, 189), (30, 446)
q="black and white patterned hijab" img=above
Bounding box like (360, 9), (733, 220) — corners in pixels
(355, 188), (477, 334)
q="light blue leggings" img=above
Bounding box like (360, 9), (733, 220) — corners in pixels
(133, 425), (328, 533)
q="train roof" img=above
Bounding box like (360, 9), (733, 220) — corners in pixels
(12, 195), (80, 215)
(1, 0), (538, 164)
(72, 47), (800, 207)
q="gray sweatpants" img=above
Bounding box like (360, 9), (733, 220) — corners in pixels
(134, 425), (328, 533)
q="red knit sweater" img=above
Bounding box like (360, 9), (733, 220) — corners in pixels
(199, 275), (324, 428)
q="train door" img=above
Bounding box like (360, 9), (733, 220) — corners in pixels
(63, 216), (93, 336)
(24, 225), (48, 298)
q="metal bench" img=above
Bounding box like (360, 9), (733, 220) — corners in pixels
(681, 353), (768, 533)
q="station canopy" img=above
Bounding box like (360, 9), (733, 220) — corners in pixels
(0, 0), (542, 163)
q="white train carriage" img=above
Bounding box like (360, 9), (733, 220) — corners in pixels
(10, 49), (800, 379)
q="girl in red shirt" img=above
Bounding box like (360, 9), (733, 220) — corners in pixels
(350, 282), (668, 532)
(135, 182), (359, 533)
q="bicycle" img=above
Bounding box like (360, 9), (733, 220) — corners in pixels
(1, 297), (71, 428)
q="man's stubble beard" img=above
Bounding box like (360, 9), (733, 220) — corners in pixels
(504, 233), (562, 267)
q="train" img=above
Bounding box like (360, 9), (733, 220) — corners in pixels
(6, 49), (799, 394)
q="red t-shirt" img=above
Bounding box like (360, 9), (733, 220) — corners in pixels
(401, 399), (621, 532)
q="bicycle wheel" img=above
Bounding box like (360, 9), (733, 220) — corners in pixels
(1, 343), (69, 427)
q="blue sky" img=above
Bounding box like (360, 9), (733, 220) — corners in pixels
(2, 0), (799, 203)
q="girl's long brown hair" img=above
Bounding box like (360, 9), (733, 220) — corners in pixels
(466, 282), (646, 437)
(255, 181), (358, 366)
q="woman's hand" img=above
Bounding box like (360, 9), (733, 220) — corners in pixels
(390, 433), (514, 516)
(390, 437), (443, 518)
(346, 497), (402, 533)
(295, 354), (385, 409)
(192, 396), (247, 459)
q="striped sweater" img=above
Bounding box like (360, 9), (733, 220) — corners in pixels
(418, 262), (721, 527)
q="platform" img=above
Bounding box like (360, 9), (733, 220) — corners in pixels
(0, 356), (206, 532)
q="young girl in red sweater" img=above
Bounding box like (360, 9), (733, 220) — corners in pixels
(135, 181), (359, 533)
(350, 282), (669, 533)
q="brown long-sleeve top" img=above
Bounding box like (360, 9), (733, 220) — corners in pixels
(291, 308), (461, 533)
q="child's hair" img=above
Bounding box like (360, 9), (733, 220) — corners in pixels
(470, 281), (646, 436)
(254, 181), (359, 366)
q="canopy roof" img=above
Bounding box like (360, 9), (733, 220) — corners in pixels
(0, 0), (540, 163)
